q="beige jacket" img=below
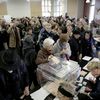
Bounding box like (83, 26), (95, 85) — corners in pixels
(36, 48), (50, 65)
(7, 27), (21, 48)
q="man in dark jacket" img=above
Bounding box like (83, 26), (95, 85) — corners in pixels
(81, 31), (93, 57)
(0, 21), (9, 51)
(69, 30), (81, 62)
(0, 49), (29, 100)
(37, 22), (55, 48)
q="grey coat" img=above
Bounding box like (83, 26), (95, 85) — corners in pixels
(53, 39), (71, 57)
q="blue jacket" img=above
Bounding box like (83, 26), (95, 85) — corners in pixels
(38, 28), (57, 47)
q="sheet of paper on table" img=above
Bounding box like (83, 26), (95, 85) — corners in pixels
(82, 56), (92, 61)
(83, 65), (88, 71)
(85, 72), (96, 81)
(80, 71), (88, 77)
(30, 87), (49, 100)
(31, 80), (64, 100)
(91, 58), (100, 62)
(94, 37), (100, 42)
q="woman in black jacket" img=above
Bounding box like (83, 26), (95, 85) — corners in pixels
(69, 30), (81, 62)
(81, 31), (93, 57)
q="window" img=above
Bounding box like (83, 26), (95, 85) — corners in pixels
(54, 0), (64, 17)
(89, 0), (95, 23)
(42, 0), (51, 17)
(42, 0), (64, 17)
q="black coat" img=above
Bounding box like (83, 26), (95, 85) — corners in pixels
(0, 60), (29, 100)
(69, 37), (81, 61)
(0, 29), (8, 51)
(81, 39), (93, 57)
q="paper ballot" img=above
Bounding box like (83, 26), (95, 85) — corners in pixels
(82, 56), (92, 61)
(31, 88), (49, 100)
(85, 72), (96, 81)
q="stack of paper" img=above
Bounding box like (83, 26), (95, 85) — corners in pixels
(30, 88), (49, 100)
(85, 72), (96, 81)
(82, 56), (92, 61)
(83, 65), (88, 71)
(91, 58), (99, 62)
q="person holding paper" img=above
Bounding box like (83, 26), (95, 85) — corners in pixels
(53, 28), (71, 60)
(78, 61), (100, 100)
(36, 37), (55, 65)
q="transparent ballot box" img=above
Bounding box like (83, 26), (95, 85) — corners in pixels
(37, 59), (80, 86)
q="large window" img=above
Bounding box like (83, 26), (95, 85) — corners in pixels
(89, 0), (95, 23)
(54, 0), (64, 16)
(42, 0), (64, 17)
(42, 0), (51, 17)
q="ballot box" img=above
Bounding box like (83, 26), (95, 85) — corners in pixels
(37, 58), (80, 86)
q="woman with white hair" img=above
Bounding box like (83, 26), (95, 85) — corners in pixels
(36, 37), (54, 65)
(78, 61), (100, 100)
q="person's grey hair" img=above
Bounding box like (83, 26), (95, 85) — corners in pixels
(87, 61), (100, 71)
(43, 38), (54, 49)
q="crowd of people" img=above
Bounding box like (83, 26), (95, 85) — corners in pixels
(0, 13), (100, 100)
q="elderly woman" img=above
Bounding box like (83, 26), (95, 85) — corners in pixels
(78, 61), (100, 100)
(36, 37), (54, 65)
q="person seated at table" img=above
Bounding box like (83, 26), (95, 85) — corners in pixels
(36, 37), (55, 65)
(78, 61), (100, 100)
(53, 28), (71, 60)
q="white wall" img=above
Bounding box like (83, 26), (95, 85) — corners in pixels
(67, 0), (78, 18)
(67, 0), (84, 19)
(7, 0), (31, 18)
